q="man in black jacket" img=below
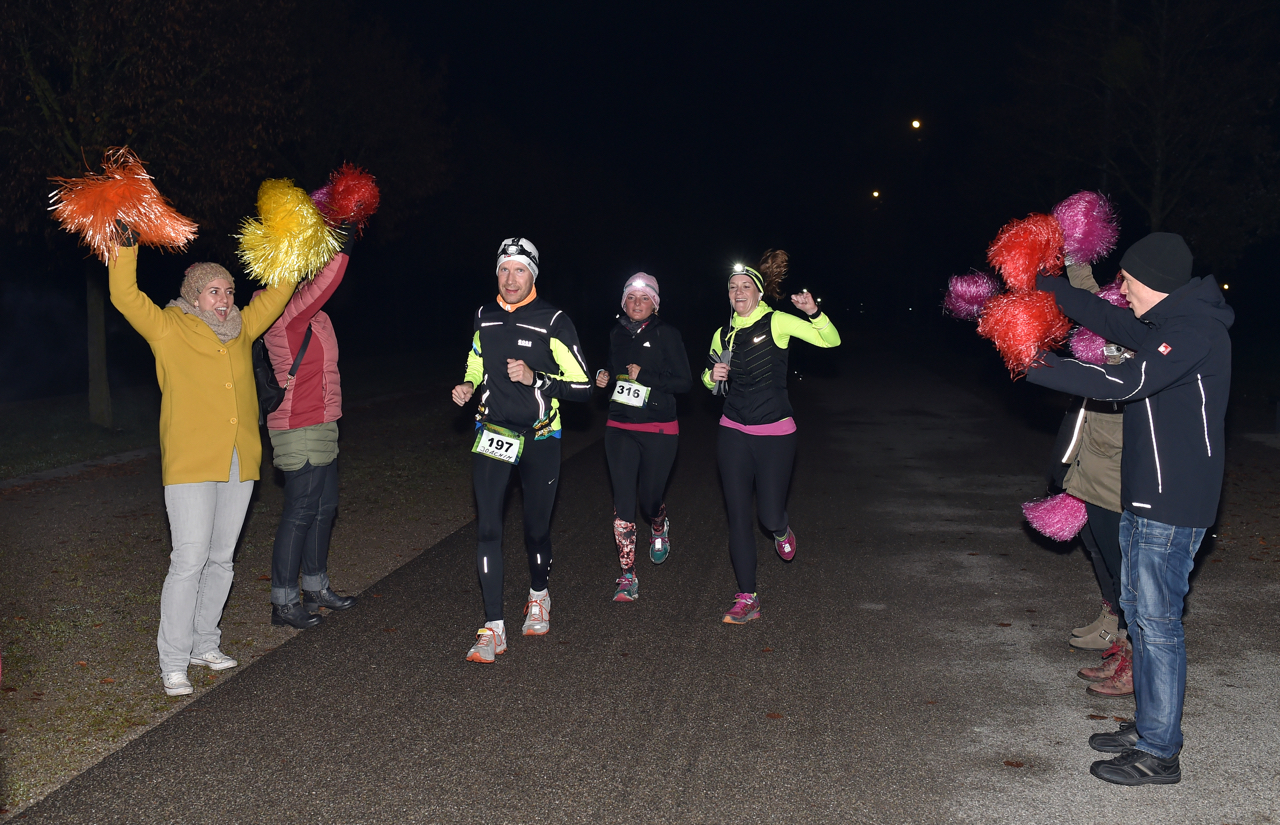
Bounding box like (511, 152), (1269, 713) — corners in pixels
(1028, 232), (1233, 786)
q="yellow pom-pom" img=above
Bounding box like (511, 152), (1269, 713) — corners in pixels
(236, 179), (341, 286)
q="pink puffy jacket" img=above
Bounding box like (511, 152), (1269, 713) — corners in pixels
(264, 253), (348, 431)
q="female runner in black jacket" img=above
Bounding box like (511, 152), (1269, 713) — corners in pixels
(594, 273), (692, 602)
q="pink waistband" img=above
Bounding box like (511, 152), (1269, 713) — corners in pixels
(607, 419), (680, 435)
(719, 415), (796, 436)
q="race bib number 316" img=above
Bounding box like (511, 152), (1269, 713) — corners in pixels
(472, 426), (523, 464)
(612, 380), (650, 408)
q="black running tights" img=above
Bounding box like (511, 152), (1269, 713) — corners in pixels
(604, 427), (679, 525)
(716, 426), (797, 594)
(473, 435), (561, 621)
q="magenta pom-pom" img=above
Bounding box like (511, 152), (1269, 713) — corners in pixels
(1095, 277), (1128, 308)
(310, 183), (333, 213)
(1053, 191), (1119, 266)
(944, 271), (1000, 320)
(1023, 492), (1088, 541)
(1068, 276), (1130, 364)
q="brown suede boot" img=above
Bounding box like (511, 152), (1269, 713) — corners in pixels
(1086, 651), (1134, 697)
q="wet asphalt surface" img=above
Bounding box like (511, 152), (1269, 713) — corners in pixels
(16, 364), (1280, 824)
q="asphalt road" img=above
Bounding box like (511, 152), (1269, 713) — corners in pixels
(18, 364), (1280, 824)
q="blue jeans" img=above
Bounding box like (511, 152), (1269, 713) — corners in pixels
(1119, 510), (1205, 759)
(270, 459), (338, 605)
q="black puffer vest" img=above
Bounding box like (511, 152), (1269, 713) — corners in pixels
(720, 312), (791, 426)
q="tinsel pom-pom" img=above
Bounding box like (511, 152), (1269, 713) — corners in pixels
(1069, 326), (1108, 364)
(315, 164), (380, 234)
(48, 147), (198, 263)
(943, 271), (1000, 321)
(236, 179), (342, 286)
(987, 213), (1065, 292)
(1052, 191), (1119, 266)
(976, 290), (1072, 376)
(1022, 492), (1088, 541)
(1068, 277), (1130, 364)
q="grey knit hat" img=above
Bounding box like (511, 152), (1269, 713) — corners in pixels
(1120, 233), (1193, 294)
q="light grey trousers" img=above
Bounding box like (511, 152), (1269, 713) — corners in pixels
(157, 450), (254, 674)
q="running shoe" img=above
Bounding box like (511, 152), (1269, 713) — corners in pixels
(722, 592), (761, 624)
(613, 572), (639, 602)
(649, 517), (671, 564)
(774, 528), (797, 561)
(465, 626), (507, 663)
(523, 590), (551, 636)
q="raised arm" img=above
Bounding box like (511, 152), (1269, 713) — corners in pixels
(536, 312), (592, 402)
(108, 246), (171, 342)
(771, 309), (840, 349)
(1038, 274), (1149, 352)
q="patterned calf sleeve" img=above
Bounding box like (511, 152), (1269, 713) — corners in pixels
(649, 502), (667, 534)
(613, 517), (637, 573)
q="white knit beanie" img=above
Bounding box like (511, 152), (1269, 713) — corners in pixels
(496, 237), (540, 280)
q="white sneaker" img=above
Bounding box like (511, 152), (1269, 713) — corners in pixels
(162, 672), (193, 696)
(523, 590), (551, 636)
(465, 626), (507, 663)
(189, 649), (238, 671)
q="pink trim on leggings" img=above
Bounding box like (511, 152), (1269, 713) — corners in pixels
(718, 415), (796, 436)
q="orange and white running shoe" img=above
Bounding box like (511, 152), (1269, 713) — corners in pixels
(523, 589), (551, 635)
(465, 626), (507, 663)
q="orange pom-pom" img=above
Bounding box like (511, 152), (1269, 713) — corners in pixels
(976, 290), (1072, 377)
(49, 147), (197, 263)
(986, 213), (1065, 292)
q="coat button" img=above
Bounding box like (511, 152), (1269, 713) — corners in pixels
(225, 382), (233, 389)
(230, 418), (238, 424)
(218, 348), (226, 354)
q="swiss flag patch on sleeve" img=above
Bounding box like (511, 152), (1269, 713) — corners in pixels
(1158, 343), (1172, 355)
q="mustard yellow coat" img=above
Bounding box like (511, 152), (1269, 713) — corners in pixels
(108, 246), (295, 485)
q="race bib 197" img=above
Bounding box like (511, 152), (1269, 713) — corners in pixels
(472, 424), (523, 464)
(611, 380), (650, 408)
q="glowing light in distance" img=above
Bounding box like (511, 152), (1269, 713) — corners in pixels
(872, 191), (880, 198)
(911, 120), (921, 129)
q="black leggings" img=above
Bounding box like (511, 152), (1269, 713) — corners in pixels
(473, 434), (561, 621)
(604, 427), (678, 525)
(1081, 502), (1126, 631)
(716, 426), (797, 593)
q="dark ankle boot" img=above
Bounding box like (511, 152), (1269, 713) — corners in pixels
(272, 601), (322, 629)
(303, 587), (357, 613)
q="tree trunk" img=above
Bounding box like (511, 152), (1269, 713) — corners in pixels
(85, 259), (113, 429)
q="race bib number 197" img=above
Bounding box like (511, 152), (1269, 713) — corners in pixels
(472, 425), (523, 464)
(612, 380), (650, 408)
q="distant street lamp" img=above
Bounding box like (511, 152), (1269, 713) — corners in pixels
(872, 191), (880, 198)
(911, 120), (921, 129)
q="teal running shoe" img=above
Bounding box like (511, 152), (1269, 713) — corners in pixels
(649, 517), (671, 564)
(613, 572), (639, 602)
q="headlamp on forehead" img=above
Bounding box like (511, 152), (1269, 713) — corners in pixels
(733, 263), (745, 273)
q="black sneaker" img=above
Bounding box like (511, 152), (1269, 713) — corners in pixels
(1089, 721), (1140, 753)
(1090, 749), (1181, 786)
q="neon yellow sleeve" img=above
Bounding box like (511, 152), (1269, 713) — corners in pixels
(702, 328), (724, 389)
(464, 331), (483, 386)
(771, 311), (841, 349)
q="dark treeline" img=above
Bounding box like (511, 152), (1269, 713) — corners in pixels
(1, 0), (1277, 410)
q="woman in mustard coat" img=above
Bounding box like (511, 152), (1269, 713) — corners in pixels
(109, 236), (293, 696)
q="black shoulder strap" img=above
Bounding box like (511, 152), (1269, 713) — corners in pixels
(288, 325), (313, 379)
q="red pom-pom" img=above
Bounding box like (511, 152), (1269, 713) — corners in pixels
(1023, 492), (1088, 541)
(48, 147), (197, 263)
(987, 213), (1065, 292)
(976, 291), (1072, 376)
(315, 164), (380, 234)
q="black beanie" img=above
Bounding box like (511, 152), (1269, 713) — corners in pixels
(1119, 232), (1193, 294)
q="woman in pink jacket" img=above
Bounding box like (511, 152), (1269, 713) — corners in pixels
(263, 234), (358, 628)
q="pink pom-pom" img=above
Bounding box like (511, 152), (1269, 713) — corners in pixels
(310, 183), (333, 213)
(976, 290), (1072, 377)
(1068, 277), (1130, 364)
(1023, 492), (1088, 541)
(987, 213), (1065, 292)
(1052, 191), (1119, 266)
(943, 271), (1000, 320)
